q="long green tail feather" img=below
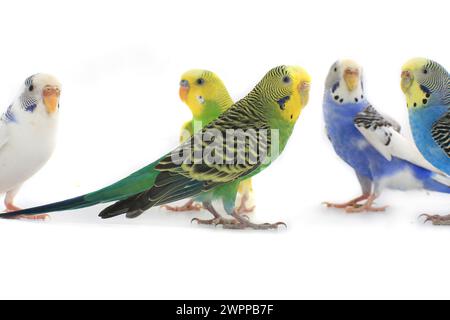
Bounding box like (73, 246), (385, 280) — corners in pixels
(0, 159), (163, 219)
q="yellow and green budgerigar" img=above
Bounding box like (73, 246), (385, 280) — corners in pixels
(1, 65), (311, 230)
(163, 69), (255, 214)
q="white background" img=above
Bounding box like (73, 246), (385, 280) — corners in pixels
(0, 0), (448, 300)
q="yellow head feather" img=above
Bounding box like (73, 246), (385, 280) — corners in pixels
(401, 58), (431, 109)
(280, 66), (311, 123)
(179, 69), (233, 120)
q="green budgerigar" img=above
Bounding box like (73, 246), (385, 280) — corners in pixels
(1, 66), (311, 230)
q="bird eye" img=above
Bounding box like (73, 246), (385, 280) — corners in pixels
(29, 85), (34, 92)
(196, 78), (205, 85)
(282, 76), (291, 84)
(423, 69), (428, 74)
(334, 68), (338, 72)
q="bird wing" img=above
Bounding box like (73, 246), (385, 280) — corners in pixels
(354, 105), (443, 174)
(431, 110), (450, 158)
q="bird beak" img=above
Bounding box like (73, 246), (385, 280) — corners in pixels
(43, 86), (60, 114)
(179, 80), (190, 102)
(298, 81), (311, 106)
(343, 68), (360, 92)
(401, 70), (413, 93)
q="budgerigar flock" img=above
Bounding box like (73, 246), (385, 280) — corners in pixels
(0, 58), (447, 230)
(0, 74), (61, 220)
(323, 60), (450, 213)
(1, 66), (311, 230)
(401, 58), (450, 225)
(162, 69), (255, 214)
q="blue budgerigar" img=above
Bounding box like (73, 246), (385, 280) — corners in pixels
(323, 59), (450, 213)
(401, 58), (450, 225)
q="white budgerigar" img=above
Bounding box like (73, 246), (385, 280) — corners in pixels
(0, 74), (61, 219)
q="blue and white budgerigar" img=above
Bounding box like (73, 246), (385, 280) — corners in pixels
(323, 60), (450, 213)
(401, 58), (450, 224)
(0, 74), (61, 220)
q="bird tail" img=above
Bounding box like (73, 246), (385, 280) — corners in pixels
(0, 195), (100, 219)
(0, 159), (163, 219)
(426, 172), (450, 194)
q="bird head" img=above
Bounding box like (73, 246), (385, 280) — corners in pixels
(179, 69), (232, 119)
(257, 65), (311, 124)
(325, 59), (366, 105)
(20, 73), (61, 116)
(401, 58), (449, 109)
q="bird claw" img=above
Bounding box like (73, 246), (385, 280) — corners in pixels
(245, 221), (287, 230)
(232, 213), (287, 230)
(191, 217), (208, 224)
(420, 214), (450, 226)
(274, 222), (288, 229)
(420, 214), (432, 223)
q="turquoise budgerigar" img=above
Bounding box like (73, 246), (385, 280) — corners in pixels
(323, 59), (450, 213)
(0, 66), (311, 230)
(401, 58), (450, 225)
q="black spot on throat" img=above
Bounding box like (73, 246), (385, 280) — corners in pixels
(277, 96), (290, 110)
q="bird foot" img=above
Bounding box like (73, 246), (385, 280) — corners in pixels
(191, 217), (238, 226)
(228, 213), (287, 230)
(162, 201), (202, 212)
(19, 214), (50, 221)
(420, 214), (450, 226)
(345, 204), (388, 213)
(223, 220), (287, 230)
(6, 213), (50, 221)
(323, 195), (370, 209)
(324, 201), (358, 209)
(192, 214), (286, 230)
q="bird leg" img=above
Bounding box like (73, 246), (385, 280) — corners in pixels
(344, 194), (388, 213)
(420, 214), (450, 226)
(162, 199), (202, 212)
(191, 202), (237, 226)
(323, 194), (370, 209)
(235, 192), (255, 214)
